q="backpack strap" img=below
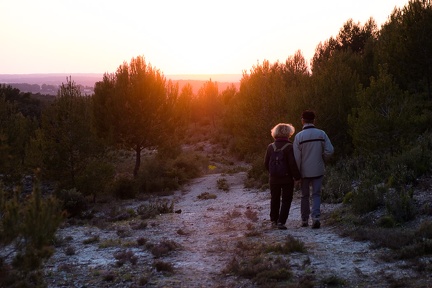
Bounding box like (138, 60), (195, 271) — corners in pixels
(280, 143), (290, 151)
(272, 142), (290, 151)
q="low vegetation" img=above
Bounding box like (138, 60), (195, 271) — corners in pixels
(223, 236), (307, 285)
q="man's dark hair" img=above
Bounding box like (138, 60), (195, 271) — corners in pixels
(302, 110), (315, 123)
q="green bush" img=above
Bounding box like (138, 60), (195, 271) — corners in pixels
(245, 157), (267, 189)
(138, 158), (176, 194)
(57, 188), (87, 217)
(388, 132), (432, 186)
(351, 180), (385, 214)
(137, 203), (159, 219)
(155, 199), (174, 214)
(138, 152), (206, 195)
(416, 221), (432, 239)
(169, 153), (202, 183)
(377, 215), (396, 228)
(136, 200), (174, 219)
(75, 159), (114, 202)
(217, 177), (229, 191)
(264, 235), (306, 254)
(111, 177), (136, 199)
(342, 191), (354, 204)
(197, 192), (217, 200)
(323, 164), (353, 203)
(387, 164), (416, 189)
(0, 180), (62, 287)
(385, 187), (415, 223)
(223, 255), (292, 284)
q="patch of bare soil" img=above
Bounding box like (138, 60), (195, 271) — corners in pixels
(43, 168), (432, 287)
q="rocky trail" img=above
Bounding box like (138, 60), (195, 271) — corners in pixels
(42, 169), (430, 287)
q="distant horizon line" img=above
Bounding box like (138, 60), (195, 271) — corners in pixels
(0, 72), (242, 75)
(0, 72), (242, 82)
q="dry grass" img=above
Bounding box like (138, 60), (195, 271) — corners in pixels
(244, 208), (259, 222)
(153, 260), (174, 273)
(148, 240), (180, 258)
(197, 192), (217, 200)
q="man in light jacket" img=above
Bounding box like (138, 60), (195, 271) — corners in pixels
(293, 110), (334, 229)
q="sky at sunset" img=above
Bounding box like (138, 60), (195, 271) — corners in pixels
(1, 0), (409, 77)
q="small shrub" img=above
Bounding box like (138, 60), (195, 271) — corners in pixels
(137, 159), (170, 194)
(342, 191), (354, 204)
(323, 164), (353, 203)
(177, 229), (189, 235)
(244, 208), (258, 222)
(75, 159), (115, 202)
(155, 199), (174, 214)
(130, 221), (148, 230)
(351, 181), (384, 214)
(102, 271), (116, 281)
(298, 274), (316, 288)
(137, 203), (159, 219)
(245, 230), (261, 237)
(114, 250), (137, 266)
(137, 237), (148, 246)
(235, 241), (257, 251)
(137, 200), (174, 219)
(217, 178), (229, 191)
(150, 240), (179, 258)
(377, 215), (396, 228)
(126, 208), (137, 217)
(57, 263), (73, 272)
(111, 177), (136, 200)
(197, 192), (217, 200)
(153, 260), (174, 272)
(321, 175), (352, 203)
(83, 235), (99, 244)
(397, 239), (432, 259)
(116, 227), (133, 238)
(170, 153), (203, 182)
(139, 276), (149, 286)
(57, 188), (87, 217)
(388, 135), (432, 185)
(385, 187), (415, 223)
(223, 255), (292, 284)
(264, 235), (306, 254)
(64, 246), (75, 256)
(416, 221), (432, 239)
(321, 275), (347, 286)
(226, 209), (242, 219)
(360, 228), (414, 250)
(138, 153), (206, 195)
(99, 239), (121, 248)
(247, 156), (267, 184)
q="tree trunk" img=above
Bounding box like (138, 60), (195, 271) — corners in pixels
(133, 144), (141, 178)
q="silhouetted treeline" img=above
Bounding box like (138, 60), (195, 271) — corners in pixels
(4, 82), (95, 95)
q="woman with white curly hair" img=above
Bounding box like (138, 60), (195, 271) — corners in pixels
(264, 123), (301, 230)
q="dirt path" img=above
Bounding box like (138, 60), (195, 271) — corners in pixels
(44, 171), (425, 287)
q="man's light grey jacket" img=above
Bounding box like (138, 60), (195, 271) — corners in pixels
(293, 124), (334, 178)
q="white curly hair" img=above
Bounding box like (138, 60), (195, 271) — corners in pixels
(271, 123), (295, 139)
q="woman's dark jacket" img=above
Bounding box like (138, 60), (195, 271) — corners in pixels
(264, 138), (301, 184)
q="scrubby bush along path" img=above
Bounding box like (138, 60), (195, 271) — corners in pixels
(44, 171), (430, 287)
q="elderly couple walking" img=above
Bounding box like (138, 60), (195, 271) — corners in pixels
(264, 110), (334, 230)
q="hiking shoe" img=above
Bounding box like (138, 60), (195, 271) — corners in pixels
(312, 220), (321, 229)
(301, 221), (309, 227)
(277, 223), (287, 230)
(271, 221), (278, 229)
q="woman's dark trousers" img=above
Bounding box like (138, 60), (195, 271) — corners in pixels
(270, 182), (294, 225)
